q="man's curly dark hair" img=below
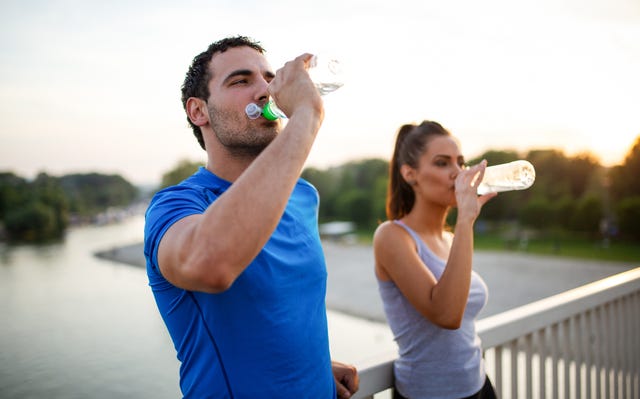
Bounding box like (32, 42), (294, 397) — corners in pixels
(181, 36), (265, 150)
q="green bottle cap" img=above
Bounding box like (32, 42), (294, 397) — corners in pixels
(262, 103), (280, 121)
(262, 101), (286, 121)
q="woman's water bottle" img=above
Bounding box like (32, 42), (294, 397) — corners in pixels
(477, 160), (536, 195)
(245, 55), (344, 121)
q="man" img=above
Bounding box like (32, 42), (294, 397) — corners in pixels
(144, 36), (359, 398)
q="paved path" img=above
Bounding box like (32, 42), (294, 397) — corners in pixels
(97, 241), (635, 323)
(322, 241), (634, 322)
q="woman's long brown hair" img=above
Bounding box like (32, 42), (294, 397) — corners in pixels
(386, 120), (452, 220)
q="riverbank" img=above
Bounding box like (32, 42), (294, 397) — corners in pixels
(95, 241), (635, 323)
(94, 242), (144, 268)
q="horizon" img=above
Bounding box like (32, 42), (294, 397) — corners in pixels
(2, 140), (634, 187)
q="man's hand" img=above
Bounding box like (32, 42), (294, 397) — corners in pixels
(268, 53), (323, 121)
(332, 360), (359, 399)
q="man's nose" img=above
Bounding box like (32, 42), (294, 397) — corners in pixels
(256, 77), (270, 101)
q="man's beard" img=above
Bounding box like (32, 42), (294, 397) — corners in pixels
(208, 103), (278, 158)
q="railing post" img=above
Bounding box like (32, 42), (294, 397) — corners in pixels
(551, 323), (559, 399)
(536, 328), (547, 399)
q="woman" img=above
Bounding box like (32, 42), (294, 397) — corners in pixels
(373, 121), (498, 399)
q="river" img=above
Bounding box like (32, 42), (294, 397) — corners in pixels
(0, 215), (395, 399)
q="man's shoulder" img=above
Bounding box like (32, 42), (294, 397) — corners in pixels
(151, 169), (229, 205)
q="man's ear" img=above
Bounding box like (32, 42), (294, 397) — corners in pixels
(186, 97), (209, 127)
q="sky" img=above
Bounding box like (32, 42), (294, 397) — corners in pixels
(1, 0), (639, 185)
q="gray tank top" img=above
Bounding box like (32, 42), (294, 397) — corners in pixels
(377, 220), (488, 398)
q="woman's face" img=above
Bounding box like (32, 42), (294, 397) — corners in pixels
(404, 135), (465, 207)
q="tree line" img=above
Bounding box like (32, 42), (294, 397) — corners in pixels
(12, 135), (633, 244)
(300, 137), (640, 241)
(0, 172), (139, 242)
(157, 136), (640, 241)
(71, 136), (640, 247)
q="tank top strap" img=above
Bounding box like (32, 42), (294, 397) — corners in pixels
(393, 220), (426, 259)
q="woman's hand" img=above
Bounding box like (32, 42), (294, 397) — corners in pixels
(454, 160), (496, 224)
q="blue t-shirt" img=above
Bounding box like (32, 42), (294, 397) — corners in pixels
(377, 220), (488, 399)
(144, 167), (335, 398)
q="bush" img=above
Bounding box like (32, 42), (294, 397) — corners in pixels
(519, 198), (554, 229)
(569, 194), (603, 233)
(616, 197), (640, 239)
(4, 201), (58, 241)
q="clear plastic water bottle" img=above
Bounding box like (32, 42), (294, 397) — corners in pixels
(477, 160), (536, 195)
(245, 55), (344, 121)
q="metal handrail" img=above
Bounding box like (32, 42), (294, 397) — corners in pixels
(351, 267), (640, 399)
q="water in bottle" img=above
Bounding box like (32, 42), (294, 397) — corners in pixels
(308, 56), (343, 94)
(245, 55), (344, 121)
(477, 160), (536, 195)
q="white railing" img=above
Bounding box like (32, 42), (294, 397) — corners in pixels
(352, 267), (640, 399)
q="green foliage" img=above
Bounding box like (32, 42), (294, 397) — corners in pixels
(4, 201), (59, 242)
(519, 197), (554, 229)
(334, 189), (371, 227)
(1, 172), (69, 241)
(32, 173), (70, 234)
(615, 196), (640, 239)
(298, 147), (631, 238)
(524, 149), (600, 201)
(610, 135), (640, 202)
(569, 194), (603, 233)
(474, 230), (640, 262)
(566, 154), (602, 198)
(160, 159), (203, 188)
(0, 172), (29, 221)
(468, 148), (603, 236)
(158, 137), (640, 249)
(59, 173), (138, 217)
(302, 158), (388, 229)
(0, 171), (138, 242)
(552, 196), (576, 229)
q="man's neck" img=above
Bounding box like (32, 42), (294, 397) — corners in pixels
(206, 150), (256, 183)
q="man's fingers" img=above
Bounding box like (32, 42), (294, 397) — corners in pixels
(336, 382), (352, 399)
